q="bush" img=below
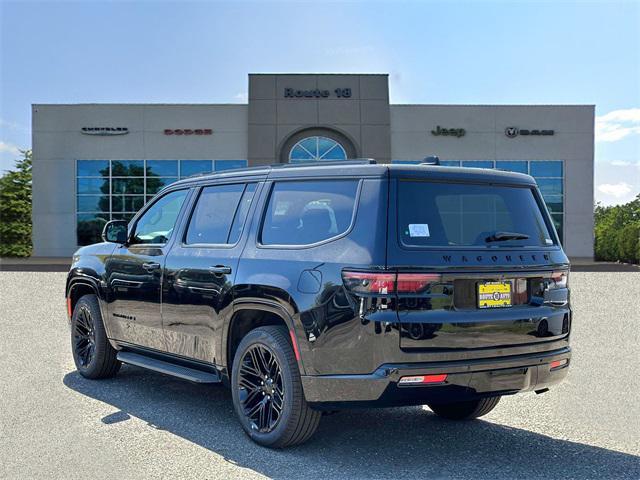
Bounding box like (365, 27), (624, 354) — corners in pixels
(0, 150), (32, 257)
(594, 194), (640, 264)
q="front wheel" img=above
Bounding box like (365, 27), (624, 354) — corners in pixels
(231, 326), (321, 448)
(71, 294), (121, 379)
(428, 396), (501, 420)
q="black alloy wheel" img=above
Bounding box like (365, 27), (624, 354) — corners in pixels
(231, 326), (321, 448)
(70, 294), (121, 379)
(73, 305), (96, 367)
(238, 344), (285, 433)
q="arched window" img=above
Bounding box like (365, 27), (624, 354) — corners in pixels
(288, 136), (347, 163)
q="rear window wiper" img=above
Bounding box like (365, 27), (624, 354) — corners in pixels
(485, 231), (530, 243)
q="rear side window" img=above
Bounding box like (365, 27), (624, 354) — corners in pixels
(186, 183), (255, 245)
(261, 180), (359, 246)
(398, 180), (554, 248)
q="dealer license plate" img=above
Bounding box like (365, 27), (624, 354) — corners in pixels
(478, 281), (512, 309)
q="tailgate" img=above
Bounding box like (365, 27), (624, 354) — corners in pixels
(387, 171), (571, 353)
(396, 269), (570, 351)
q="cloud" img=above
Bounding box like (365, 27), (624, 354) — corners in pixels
(597, 182), (633, 198)
(610, 160), (640, 169)
(233, 92), (248, 103)
(595, 108), (640, 142)
(0, 141), (21, 156)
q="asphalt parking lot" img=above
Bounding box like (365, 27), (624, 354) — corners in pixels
(0, 272), (639, 479)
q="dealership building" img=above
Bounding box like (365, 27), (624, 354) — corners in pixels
(32, 73), (595, 259)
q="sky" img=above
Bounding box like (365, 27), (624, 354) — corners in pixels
(1, 0), (638, 205)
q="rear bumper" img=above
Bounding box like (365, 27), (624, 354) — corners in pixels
(302, 347), (570, 409)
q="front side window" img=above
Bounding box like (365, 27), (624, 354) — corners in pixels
(132, 189), (188, 245)
(185, 183), (256, 245)
(261, 180), (359, 246)
(398, 180), (555, 248)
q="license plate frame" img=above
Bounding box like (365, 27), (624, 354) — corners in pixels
(478, 281), (513, 309)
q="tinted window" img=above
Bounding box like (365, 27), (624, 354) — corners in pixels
(398, 181), (554, 248)
(462, 160), (494, 169)
(180, 160), (213, 178)
(132, 189), (188, 245)
(496, 161), (528, 173)
(530, 161), (562, 177)
(536, 178), (563, 196)
(147, 160), (178, 177)
(77, 160), (109, 177)
(215, 160), (248, 171)
(76, 213), (109, 245)
(186, 184), (249, 245)
(111, 160), (144, 176)
(77, 177), (109, 194)
(261, 180), (359, 246)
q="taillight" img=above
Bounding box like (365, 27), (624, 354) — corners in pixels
(396, 273), (442, 293)
(342, 271), (442, 294)
(341, 271), (396, 294)
(549, 270), (569, 289)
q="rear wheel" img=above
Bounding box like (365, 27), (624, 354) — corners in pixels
(71, 294), (121, 379)
(231, 326), (321, 448)
(428, 396), (501, 420)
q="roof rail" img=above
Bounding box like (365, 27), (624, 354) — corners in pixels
(420, 155), (441, 166)
(180, 159), (377, 180)
(182, 164), (271, 179)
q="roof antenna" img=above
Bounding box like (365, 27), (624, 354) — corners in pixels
(421, 155), (440, 166)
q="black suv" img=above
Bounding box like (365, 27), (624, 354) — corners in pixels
(66, 160), (571, 447)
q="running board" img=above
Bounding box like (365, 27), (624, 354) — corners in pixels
(117, 351), (221, 383)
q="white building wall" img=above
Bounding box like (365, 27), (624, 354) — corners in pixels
(32, 104), (248, 257)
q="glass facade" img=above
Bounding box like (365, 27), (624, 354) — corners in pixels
(391, 160), (564, 242)
(75, 159), (248, 245)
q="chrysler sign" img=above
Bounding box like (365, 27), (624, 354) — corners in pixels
(81, 127), (129, 135)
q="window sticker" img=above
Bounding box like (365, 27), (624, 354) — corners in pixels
(409, 224), (430, 238)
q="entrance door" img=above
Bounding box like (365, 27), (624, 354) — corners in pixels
(162, 182), (258, 363)
(105, 188), (189, 351)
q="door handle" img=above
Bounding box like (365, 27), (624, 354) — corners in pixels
(142, 262), (161, 272)
(209, 265), (232, 276)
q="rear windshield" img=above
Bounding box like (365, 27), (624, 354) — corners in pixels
(398, 180), (555, 248)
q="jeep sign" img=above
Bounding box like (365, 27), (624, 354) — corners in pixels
(431, 126), (466, 138)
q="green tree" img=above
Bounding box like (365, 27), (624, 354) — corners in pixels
(594, 194), (640, 264)
(0, 149), (32, 257)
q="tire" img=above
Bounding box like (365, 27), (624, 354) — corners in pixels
(71, 294), (121, 379)
(231, 326), (321, 448)
(428, 396), (501, 420)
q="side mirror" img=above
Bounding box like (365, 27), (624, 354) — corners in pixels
(102, 220), (129, 244)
